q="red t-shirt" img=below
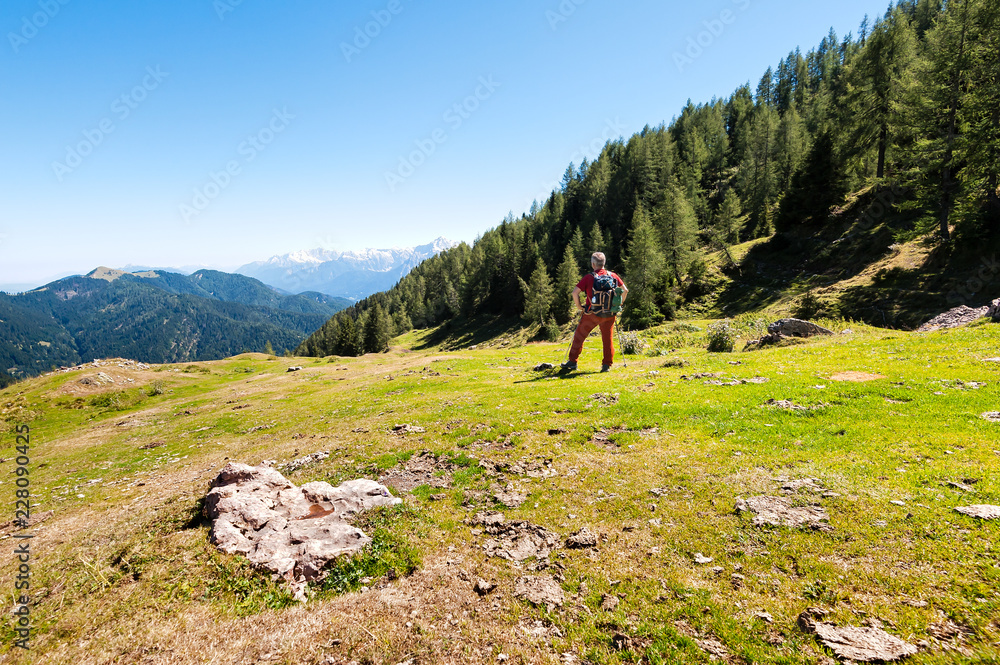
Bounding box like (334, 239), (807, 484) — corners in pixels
(576, 269), (624, 313)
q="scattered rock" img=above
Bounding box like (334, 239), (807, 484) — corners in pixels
(379, 452), (454, 493)
(696, 637), (730, 661)
(989, 297), (1000, 322)
(473, 578), (496, 596)
(778, 477), (827, 494)
(600, 594), (619, 611)
(286, 366), (303, 372)
(693, 553), (714, 564)
(283, 451), (329, 474)
(765, 399), (809, 411)
(139, 441), (165, 450)
(533, 363), (555, 371)
(731, 574), (745, 589)
(736, 496), (831, 530)
(514, 575), (564, 609)
(927, 619), (971, 641)
(391, 424), (426, 434)
(205, 462), (401, 600)
(428, 493), (447, 501)
(474, 514), (561, 561)
(79, 372), (115, 386)
(547, 428), (567, 435)
(768, 318), (835, 338)
(945, 481), (975, 493)
(918, 305), (990, 332)
(798, 611), (918, 662)
(589, 393), (620, 406)
(955, 505), (1000, 520)
(982, 412), (1000, 423)
(565, 527), (598, 549)
(493, 484), (528, 509)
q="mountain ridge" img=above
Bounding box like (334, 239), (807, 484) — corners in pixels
(235, 237), (457, 299)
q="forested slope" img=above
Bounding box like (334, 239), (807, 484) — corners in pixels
(300, 0), (999, 357)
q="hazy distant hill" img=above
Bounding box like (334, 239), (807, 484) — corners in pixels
(0, 267), (351, 382)
(236, 237), (457, 299)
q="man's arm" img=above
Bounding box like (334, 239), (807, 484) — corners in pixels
(571, 286), (584, 312)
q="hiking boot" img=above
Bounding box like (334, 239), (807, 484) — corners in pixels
(601, 364), (612, 372)
(560, 360), (578, 371)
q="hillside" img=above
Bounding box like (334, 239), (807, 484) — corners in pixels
(298, 0), (1000, 357)
(0, 268), (350, 382)
(1, 319), (998, 663)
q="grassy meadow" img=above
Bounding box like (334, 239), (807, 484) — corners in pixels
(1, 318), (999, 664)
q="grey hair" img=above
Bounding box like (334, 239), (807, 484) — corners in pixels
(591, 252), (606, 268)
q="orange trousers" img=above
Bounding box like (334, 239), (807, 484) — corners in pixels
(568, 313), (616, 366)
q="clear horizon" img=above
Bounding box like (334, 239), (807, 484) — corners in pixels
(2, 0), (891, 287)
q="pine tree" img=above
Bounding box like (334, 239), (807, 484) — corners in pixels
(656, 188), (698, 284)
(554, 244), (582, 325)
(585, 221), (606, 257)
(263, 340), (275, 356)
(905, 0), (975, 240)
(963, 0), (1000, 230)
(568, 226), (586, 268)
(844, 9), (916, 179)
(335, 315), (363, 357)
(362, 302), (391, 353)
(520, 259), (555, 326)
(713, 189), (745, 246)
(622, 202), (665, 329)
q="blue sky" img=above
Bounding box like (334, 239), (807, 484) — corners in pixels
(1, 0), (890, 289)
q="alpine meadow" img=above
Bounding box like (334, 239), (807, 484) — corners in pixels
(2, 1), (1000, 664)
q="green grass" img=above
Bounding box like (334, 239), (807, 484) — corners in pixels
(1, 327), (999, 662)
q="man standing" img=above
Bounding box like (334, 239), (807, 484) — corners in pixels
(562, 252), (627, 372)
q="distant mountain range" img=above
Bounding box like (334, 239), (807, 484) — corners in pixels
(0, 267), (351, 386)
(236, 237), (457, 299)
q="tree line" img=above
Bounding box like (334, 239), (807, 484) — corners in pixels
(298, 0), (999, 357)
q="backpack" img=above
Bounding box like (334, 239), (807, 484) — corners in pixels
(588, 271), (623, 315)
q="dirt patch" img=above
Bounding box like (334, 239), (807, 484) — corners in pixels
(590, 427), (628, 450)
(379, 452), (455, 493)
(829, 371), (886, 382)
(493, 483), (528, 509)
(589, 393), (620, 407)
(514, 575), (564, 610)
(736, 496), (831, 530)
(470, 512), (561, 562)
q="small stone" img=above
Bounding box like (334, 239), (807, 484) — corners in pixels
(474, 578), (496, 596)
(693, 553), (714, 564)
(600, 594), (619, 611)
(565, 527), (598, 549)
(890, 500), (906, 506)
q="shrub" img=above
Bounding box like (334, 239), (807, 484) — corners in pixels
(542, 318), (561, 342)
(706, 320), (737, 353)
(617, 330), (647, 355)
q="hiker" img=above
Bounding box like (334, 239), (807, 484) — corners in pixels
(562, 252), (627, 372)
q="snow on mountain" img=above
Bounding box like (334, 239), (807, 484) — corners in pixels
(236, 237), (458, 299)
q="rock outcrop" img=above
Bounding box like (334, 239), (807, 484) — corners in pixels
(205, 462), (401, 599)
(766, 319), (835, 338)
